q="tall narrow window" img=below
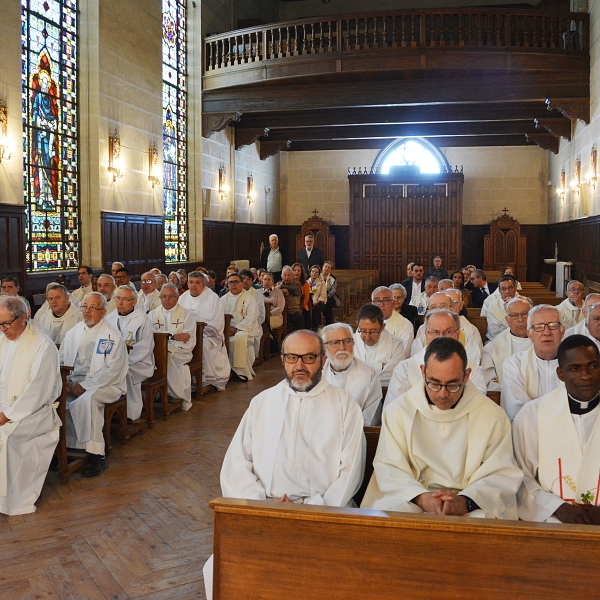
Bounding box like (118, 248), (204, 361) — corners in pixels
(162, 0), (187, 263)
(22, 0), (79, 271)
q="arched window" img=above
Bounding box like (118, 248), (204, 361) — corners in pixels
(372, 137), (449, 175)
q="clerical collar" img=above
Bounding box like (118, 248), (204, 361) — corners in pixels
(568, 393), (600, 415)
(118, 308), (135, 317)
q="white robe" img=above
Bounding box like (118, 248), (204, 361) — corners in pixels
(416, 315), (483, 353)
(411, 332), (481, 365)
(362, 381), (523, 520)
(72, 284), (93, 303)
(501, 347), (562, 422)
(564, 319), (588, 339)
(178, 288), (230, 390)
(353, 328), (404, 387)
(33, 302), (82, 345)
(150, 304), (196, 409)
(384, 310), (414, 356)
(245, 286), (266, 357)
(36, 292), (81, 317)
(138, 289), (161, 313)
(481, 329), (532, 391)
(106, 308), (155, 420)
(385, 347), (487, 409)
(557, 298), (584, 331)
(0, 324), (61, 515)
(480, 293), (511, 341)
(513, 388), (600, 522)
(323, 357), (383, 426)
(60, 319), (128, 455)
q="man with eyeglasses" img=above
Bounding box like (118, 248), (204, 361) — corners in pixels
(501, 304), (565, 422)
(353, 304), (405, 387)
(563, 293), (600, 338)
(0, 295), (61, 514)
(372, 286), (414, 357)
(557, 280), (586, 330)
(96, 274), (118, 314)
(138, 271), (161, 313)
(387, 309), (486, 407)
(106, 286), (155, 421)
(60, 292), (128, 477)
(72, 265), (94, 303)
(114, 267), (137, 293)
(322, 323), (382, 425)
(150, 283), (196, 410)
(469, 269), (498, 309)
(362, 337), (522, 519)
(480, 275), (519, 341)
(33, 283), (82, 345)
(178, 272), (230, 392)
(481, 297), (533, 393)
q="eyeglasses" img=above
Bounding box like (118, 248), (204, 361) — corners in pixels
(141, 279), (154, 284)
(507, 311), (529, 320)
(530, 322), (562, 332)
(324, 338), (355, 348)
(358, 328), (382, 336)
(77, 271), (89, 276)
(81, 305), (104, 312)
(569, 288), (585, 294)
(425, 380), (465, 393)
(228, 280), (242, 285)
(372, 299), (393, 305)
(282, 353), (323, 364)
(0, 316), (19, 330)
(160, 294), (178, 300)
(426, 329), (459, 337)
(115, 297), (136, 302)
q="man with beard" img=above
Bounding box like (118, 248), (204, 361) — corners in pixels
(322, 323), (382, 425)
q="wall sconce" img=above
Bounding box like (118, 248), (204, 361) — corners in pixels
(587, 146), (597, 189)
(247, 173), (256, 204)
(148, 142), (160, 187)
(108, 132), (123, 181)
(218, 163), (229, 200)
(557, 168), (566, 200)
(571, 158), (581, 195)
(0, 101), (10, 164)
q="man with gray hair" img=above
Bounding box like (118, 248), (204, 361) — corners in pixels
(0, 295), (61, 514)
(138, 271), (161, 313)
(501, 304), (565, 421)
(260, 233), (286, 282)
(564, 293), (600, 338)
(33, 283), (82, 344)
(372, 285), (414, 356)
(96, 274), (117, 313)
(322, 323), (382, 426)
(557, 280), (585, 330)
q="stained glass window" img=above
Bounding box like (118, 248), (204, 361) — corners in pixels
(22, 0), (79, 271)
(163, 0), (187, 263)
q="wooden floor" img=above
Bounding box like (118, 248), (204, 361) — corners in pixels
(0, 360), (286, 600)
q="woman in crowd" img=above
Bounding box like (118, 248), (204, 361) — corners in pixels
(322, 261), (337, 325)
(292, 263), (312, 329)
(168, 271), (183, 295)
(452, 270), (471, 307)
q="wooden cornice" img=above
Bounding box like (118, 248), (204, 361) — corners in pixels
(545, 98), (590, 124)
(235, 127), (269, 150)
(525, 133), (560, 154)
(202, 111), (242, 138)
(259, 140), (291, 160)
(534, 118), (572, 141)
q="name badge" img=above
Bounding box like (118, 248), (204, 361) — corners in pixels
(96, 339), (115, 355)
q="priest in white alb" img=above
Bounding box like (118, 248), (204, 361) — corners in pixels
(106, 286), (155, 421)
(0, 296), (61, 515)
(96, 274), (117, 314)
(322, 322), (382, 425)
(372, 286), (414, 356)
(241, 268), (266, 358)
(72, 265), (94, 303)
(481, 297), (533, 392)
(557, 280), (585, 330)
(353, 304), (405, 387)
(513, 335), (600, 524)
(386, 309), (486, 407)
(150, 283), (196, 410)
(501, 304), (565, 421)
(36, 282), (81, 317)
(33, 283), (81, 345)
(480, 275), (519, 341)
(362, 337), (523, 519)
(60, 292), (128, 477)
(220, 272), (261, 381)
(178, 271), (230, 391)
(138, 272), (161, 313)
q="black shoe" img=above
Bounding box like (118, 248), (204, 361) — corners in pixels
(230, 371), (249, 382)
(81, 455), (108, 478)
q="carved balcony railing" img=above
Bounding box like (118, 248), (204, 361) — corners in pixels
(204, 9), (589, 72)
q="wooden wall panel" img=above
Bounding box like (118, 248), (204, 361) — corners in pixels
(0, 204), (26, 293)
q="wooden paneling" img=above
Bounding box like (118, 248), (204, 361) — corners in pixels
(101, 212), (165, 277)
(0, 204), (26, 293)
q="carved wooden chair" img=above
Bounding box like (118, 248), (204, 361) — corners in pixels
(469, 316), (488, 342)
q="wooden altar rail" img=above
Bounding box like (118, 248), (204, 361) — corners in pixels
(205, 9), (588, 72)
(209, 497), (600, 599)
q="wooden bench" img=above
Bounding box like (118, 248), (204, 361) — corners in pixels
(209, 497), (600, 599)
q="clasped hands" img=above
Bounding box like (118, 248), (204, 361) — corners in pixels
(414, 490), (469, 516)
(66, 382), (86, 397)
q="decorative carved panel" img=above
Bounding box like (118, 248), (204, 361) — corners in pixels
(483, 214), (527, 282)
(295, 212), (335, 267)
(0, 204), (26, 293)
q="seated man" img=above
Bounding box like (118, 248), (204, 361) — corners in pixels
(179, 272), (230, 391)
(204, 329), (365, 599)
(565, 293), (600, 337)
(481, 297), (533, 392)
(96, 274), (117, 313)
(513, 335), (600, 524)
(0, 296), (61, 515)
(277, 266), (304, 332)
(114, 267), (137, 293)
(150, 283), (196, 410)
(33, 283), (82, 345)
(372, 286), (414, 357)
(387, 309), (486, 405)
(72, 266), (94, 302)
(353, 304), (405, 387)
(469, 269), (498, 309)
(322, 323), (382, 426)
(411, 276), (439, 314)
(501, 304), (565, 422)
(1, 276), (20, 297)
(111, 261), (125, 279)
(557, 280), (585, 330)
(220, 272), (261, 381)
(480, 275), (519, 341)
(106, 287), (155, 421)
(156, 273), (168, 292)
(445, 288), (482, 348)
(362, 337), (522, 519)
(138, 272), (161, 313)
(60, 292), (128, 477)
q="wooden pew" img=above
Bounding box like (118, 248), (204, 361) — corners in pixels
(210, 497), (600, 599)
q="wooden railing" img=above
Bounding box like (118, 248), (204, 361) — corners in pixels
(204, 9), (589, 72)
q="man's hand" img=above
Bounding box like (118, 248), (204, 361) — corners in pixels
(280, 288), (289, 297)
(554, 502), (595, 525)
(274, 494), (293, 503)
(0, 412), (10, 426)
(434, 491), (469, 516)
(71, 384), (86, 398)
(413, 492), (444, 514)
(172, 333), (190, 343)
(228, 326), (238, 336)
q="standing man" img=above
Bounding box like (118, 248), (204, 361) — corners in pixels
(426, 255), (449, 280)
(33, 283), (82, 344)
(73, 266), (94, 303)
(469, 269), (498, 309)
(241, 269), (266, 358)
(557, 280), (585, 330)
(260, 234), (286, 283)
(401, 263), (425, 307)
(0, 276), (20, 297)
(298, 234), (325, 273)
(138, 272), (161, 313)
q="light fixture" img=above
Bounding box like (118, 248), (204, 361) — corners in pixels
(218, 163), (229, 200)
(587, 146), (597, 189)
(148, 142), (160, 187)
(247, 173), (256, 204)
(108, 131), (123, 181)
(571, 158), (581, 195)
(557, 168), (566, 200)
(0, 100), (10, 164)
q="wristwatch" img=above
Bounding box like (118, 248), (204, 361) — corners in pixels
(464, 496), (479, 513)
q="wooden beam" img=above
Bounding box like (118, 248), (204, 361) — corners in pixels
(525, 133), (560, 154)
(202, 111), (242, 138)
(545, 98), (590, 124)
(534, 118), (572, 141)
(235, 127), (270, 150)
(259, 140), (291, 160)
